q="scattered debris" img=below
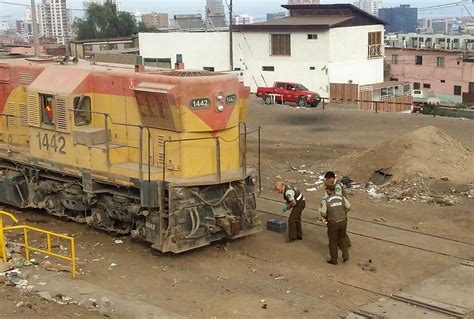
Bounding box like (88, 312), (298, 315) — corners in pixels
(358, 259), (377, 273)
(41, 261), (71, 273)
(114, 240), (123, 244)
(371, 168), (393, 185)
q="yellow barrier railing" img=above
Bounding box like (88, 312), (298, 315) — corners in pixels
(0, 211), (76, 279)
(0, 211), (18, 264)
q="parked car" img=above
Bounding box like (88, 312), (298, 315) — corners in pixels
(411, 103), (423, 113)
(256, 81), (321, 107)
(411, 90), (441, 105)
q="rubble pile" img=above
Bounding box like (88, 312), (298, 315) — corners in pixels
(346, 126), (474, 184)
(341, 126), (474, 205)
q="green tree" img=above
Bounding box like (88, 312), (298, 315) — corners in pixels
(137, 22), (157, 33)
(74, 3), (137, 40)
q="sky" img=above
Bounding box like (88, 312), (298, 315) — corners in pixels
(0, 0), (471, 21)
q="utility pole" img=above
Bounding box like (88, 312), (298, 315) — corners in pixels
(30, 0), (40, 58)
(229, 0), (234, 71)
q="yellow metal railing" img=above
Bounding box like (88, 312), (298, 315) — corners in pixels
(0, 211), (18, 263)
(0, 211), (77, 279)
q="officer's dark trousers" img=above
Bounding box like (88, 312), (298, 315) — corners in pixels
(288, 200), (305, 240)
(327, 219), (349, 263)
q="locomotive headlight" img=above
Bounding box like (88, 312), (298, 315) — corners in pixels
(216, 91), (225, 101)
(216, 103), (225, 112)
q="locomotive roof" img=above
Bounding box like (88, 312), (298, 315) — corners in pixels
(2, 58), (233, 79)
(2, 58), (237, 96)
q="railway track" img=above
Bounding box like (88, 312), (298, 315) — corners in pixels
(257, 196), (474, 260)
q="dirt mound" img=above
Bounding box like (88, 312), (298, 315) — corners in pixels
(344, 126), (474, 184)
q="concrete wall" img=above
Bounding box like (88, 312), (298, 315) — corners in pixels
(386, 48), (465, 104)
(139, 32), (230, 71)
(139, 26), (384, 97)
(234, 30), (331, 95)
(328, 25), (384, 87)
(94, 53), (137, 65)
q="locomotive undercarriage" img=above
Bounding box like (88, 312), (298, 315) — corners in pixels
(0, 159), (260, 253)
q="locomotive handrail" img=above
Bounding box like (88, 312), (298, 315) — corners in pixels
(162, 136), (221, 182)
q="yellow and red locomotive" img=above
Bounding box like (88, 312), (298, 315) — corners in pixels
(0, 58), (260, 253)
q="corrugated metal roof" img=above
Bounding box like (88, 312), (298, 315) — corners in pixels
(208, 14), (227, 28)
(175, 14), (206, 30)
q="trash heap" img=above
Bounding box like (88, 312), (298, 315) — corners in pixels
(343, 126), (474, 205)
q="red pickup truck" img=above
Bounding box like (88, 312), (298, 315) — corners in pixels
(256, 81), (321, 107)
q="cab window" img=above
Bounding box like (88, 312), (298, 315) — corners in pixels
(73, 95), (92, 126)
(40, 94), (54, 125)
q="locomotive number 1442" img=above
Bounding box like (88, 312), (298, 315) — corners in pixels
(36, 132), (66, 155)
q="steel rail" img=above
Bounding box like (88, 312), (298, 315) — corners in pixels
(258, 196), (474, 247)
(257, 208), (470, 260)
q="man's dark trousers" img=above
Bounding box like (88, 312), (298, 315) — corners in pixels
(327, 219), (349, 263)
(289, 200), (305, 240)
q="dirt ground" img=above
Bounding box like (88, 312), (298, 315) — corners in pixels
(1, 97), (474, 318)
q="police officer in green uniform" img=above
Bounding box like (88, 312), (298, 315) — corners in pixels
(323, 171), (352, 248)
(275, 181), (306, 242)
(319, 183), (351, 265)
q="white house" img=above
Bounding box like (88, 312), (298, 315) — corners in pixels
(139, 4), (385, 97)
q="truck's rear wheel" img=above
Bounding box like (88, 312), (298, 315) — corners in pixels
(264, 95), (272, 105)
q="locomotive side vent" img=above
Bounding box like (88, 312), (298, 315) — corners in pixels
(18, 73), (33, 85)
(56, 97), (68, 131)
(27, 92), (40, 127)
(156, 134), (165, 167)
(19, 104), (28, 127)
(6, 102), (17, 127)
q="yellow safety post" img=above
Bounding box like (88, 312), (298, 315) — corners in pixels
(4, 225), (77, 279)
(0, 211), (18, 263)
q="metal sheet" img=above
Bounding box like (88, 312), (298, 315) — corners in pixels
(406, 263), (474, 310)
(361, 300), (455, 319)
(392, 292), (468, 317)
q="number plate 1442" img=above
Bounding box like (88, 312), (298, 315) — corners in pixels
(37, 132), (66, 155)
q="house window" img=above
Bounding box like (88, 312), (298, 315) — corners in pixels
(391, 54), (399, 64)
(203, 67), (215, 72)
(262, 66), (275, 72)
(307, 34), (318, 40)
(454, 85), (462, 96)
(423, 83), (431, 89)
(415, 56), (423, 65)
(309, 66), (315, 70)
(73, 95), (92, 126)
(441, 80), (446, 83)
(436, 57), (445, 67)
(368, 31), (382, 58)
(40, 94), (54, 125)
(270, 34), (291, 56)
(413, 82), (421, 90)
